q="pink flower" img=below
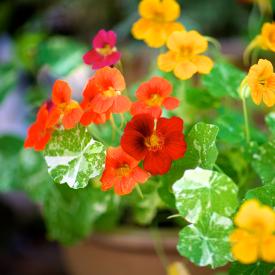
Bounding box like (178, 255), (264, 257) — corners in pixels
(83, 29), (121, 70)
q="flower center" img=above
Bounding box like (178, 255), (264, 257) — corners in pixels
(103, 87), (120, 97)
(144, 131), (164, 151)
(179, 46), (194, 58)
(146, 93), (163, 106)
(96, 44), (115, 56)
(116, 164), (131, 177)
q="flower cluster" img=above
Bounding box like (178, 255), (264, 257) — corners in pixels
(25, 28), (186, 196)
(230, 199), (275, 264)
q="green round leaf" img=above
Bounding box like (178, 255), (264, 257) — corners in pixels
(44, 125), (106, 189)
(177, 213), (233, 268)
(173, 168), (238, 223)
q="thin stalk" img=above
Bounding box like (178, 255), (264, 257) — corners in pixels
(242, 96), (251, 143)
(214, 164), (224, 174)
(135, 184), (143, 199)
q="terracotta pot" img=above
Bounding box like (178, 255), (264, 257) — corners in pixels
(62, 228), (226, 275)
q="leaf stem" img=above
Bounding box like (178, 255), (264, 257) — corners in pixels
(242, 96), (251, 143)
(135, 184), (143, 199)
(214, 164), (224, 174)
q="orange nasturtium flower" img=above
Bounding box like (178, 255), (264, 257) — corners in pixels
(131, 0), (184, 48)
(230, 199), (275, 264)
(24, 103), (54, 151)
(158, 30), (214, 80)
(101, 146), (149, 195)
(244, 22), (275, 63)
(246, 59), (275, 107)
(48, 80), (83, 129)
(131, 76), (179, 118)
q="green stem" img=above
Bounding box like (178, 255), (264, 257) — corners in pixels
(214, 164), (224, 174)
(150, 228), (168, 271)
(135, 184), (143, 199)
(242, 96), (250, 143)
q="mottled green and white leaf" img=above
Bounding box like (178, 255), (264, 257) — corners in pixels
(177, 213), (233, 268)
(44, 125), (105, 189)
(265, 112), (275, 136)
(251, 140), (275, 185)
(173, 168), (238, 223)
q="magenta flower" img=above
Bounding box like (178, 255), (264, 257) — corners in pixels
(83, 29), (121, 70)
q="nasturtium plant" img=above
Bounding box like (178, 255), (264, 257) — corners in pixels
(202, 62), (245, 99)
(173, 168), (238, 223)
(43, 183), (118, 245)
(250, 140), (275, 185)
(177, 213), (233, 268)
(44, 125), (106, 189)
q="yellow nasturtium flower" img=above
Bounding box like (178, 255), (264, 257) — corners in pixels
(244, 22), (275, 63)
(131, 0), (184, 48)
(230, 199), (275, 264)
(157, 30), (214, 80)
(246, 59), (275, 107)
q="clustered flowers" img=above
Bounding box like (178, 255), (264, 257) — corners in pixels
(24, 0), (275, 268)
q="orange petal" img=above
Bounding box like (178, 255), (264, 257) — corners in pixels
(262, 87), (275, 107)
(62, 107), (83, 129)
(174, 61), (197, 80)
(111, 95), (132, 113)
(260, 235), (275, 263)
(158, 51), (177, 72)
(131, 167), (149, 183)
(191, 55), (214, 74)
(163, 96), (179, 110)
(52, 80), (72, 105)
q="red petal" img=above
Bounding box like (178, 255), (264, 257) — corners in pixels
(143, 151), (172, 175)
(101, 168), (117, 191)
(34, 131), (52, 151)
(124, 114), (154, 137)
(163, 97), (179, 110)
(62, 107), (83, 129)
(83, 49), (102, 65)
(90, 94), (114, 113)
(114, 177), (136, 195)
(111, 95), (131, 113)
(47, 107), (61, 128)
(121, 130), (147, 160)
(148, 76), (172, 97)
(157, 116), (183, 136)
(52, 80), (72, 105)
(164, 132), (187, 160)
(131, 167), (149, 183)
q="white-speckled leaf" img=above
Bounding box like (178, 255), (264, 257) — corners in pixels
(183, 122), (219, 169)
(177, 213), (233, 268)
(265, 112), (275, 135)
(44, 125), (106, 189)
(173, 168), (238, 223)
(251, 140), (275, 185)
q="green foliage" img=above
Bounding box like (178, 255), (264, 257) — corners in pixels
(159, 122), (219, 207)
(36, 36), (87, 76)
(43, 183), (118, 245)
(250, 140), (275, 185)
(265, 112), (275, 136)
(173, 168), (239, 224)
(173, 168), (238, 268)
(245, 185), (275, 208)
(44, 125), (106, 189)
(178, 213), (233, 268)
(0, 62), (17, 103)
(18, 149), (51, 202)
(0, 135), (23, 192)
(202, 62), (245, 99)
(229, 262), (275, 275)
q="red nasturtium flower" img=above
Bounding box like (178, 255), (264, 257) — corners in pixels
(101, 146), (149, 195)
(121, 114), (186, 175)
(24, 102), (54, 151)
(131, 76), (179, 118)
(49, 80), (83, 129)
(83, 29), (121, 70)
(80, 67), (131, 126)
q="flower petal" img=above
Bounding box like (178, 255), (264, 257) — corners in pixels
(83, 49), (102, 65)
(143, 151), (172, 175)
(114, 177), (136, 195)
(62, 107), (83, 129)
(191, 55), (214, 74)
(131, 167), (150, 183)
(52, 80), (72, 105)
(158, 51), (177, 72)
(174, 61), (197, 80)
(111, 95), (132, 113)
(163, 96), (179, 110)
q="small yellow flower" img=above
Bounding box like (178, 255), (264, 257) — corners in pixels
(244, 22), (275, 64)
(157, 30), (213, 80)
(132, 0), (184, 48)
(246, 59), (275, 107)
(230, 199), (275, 264)
(167, 262), (190, 275)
